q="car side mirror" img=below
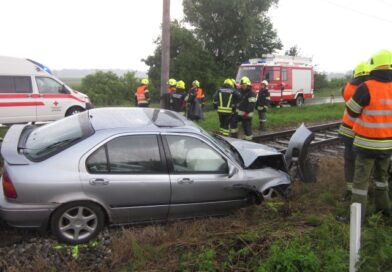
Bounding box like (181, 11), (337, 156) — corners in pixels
(228, 164), (238, 178)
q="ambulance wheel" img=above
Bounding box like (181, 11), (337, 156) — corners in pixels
(66, 106), (85, 116)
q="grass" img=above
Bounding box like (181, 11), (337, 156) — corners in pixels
(314, 88), (342, 98)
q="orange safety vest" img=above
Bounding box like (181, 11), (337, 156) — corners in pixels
(339, 82), (359, 138)
(168, 86), (176, 94)
(136, 86), (148, 104)
(196, 88), (204, 99)
(352, 79), (392, 150)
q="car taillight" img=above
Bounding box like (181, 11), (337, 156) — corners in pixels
(2, 171), (17, 199)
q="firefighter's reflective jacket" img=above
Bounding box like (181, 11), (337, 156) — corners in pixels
(135, 85), (149, 105)
(170, 88), (187, 112)
(338, 76), (367, 140)
(256, 87), (270, 112)
(212, 87), (241, 114)
(238, 87), (256, 117)
(346, 70), (392, 154)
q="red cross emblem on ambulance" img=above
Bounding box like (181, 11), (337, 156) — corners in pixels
(53, 101), (59, 106)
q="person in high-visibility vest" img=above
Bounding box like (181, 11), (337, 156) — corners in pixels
(338, 62), (370, 200)
(212, 79), (241, 136)
(230, 76), (256, 140)
(192, 80), (205, 110)
(170, 80), (187, 114)
(346, 49), (392, 223)
(256, 80), (270, 131)
(134, 78), (150, 107)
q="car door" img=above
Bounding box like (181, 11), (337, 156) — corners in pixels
(34, 76), (69, 121)
(163, 134), (247, 219)
(0, 75), (37, 124)
(80, 134), (171, 224)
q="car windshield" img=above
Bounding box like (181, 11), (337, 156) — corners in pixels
(199, 129), (244, 167)
(23, 112), (94, 161)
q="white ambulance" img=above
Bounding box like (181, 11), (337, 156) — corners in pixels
(0, 56), (92, 124)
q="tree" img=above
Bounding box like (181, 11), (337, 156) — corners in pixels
(314, 71), (329, 91)
(183, 0), (282, 74)
(81, 71), (138, 106)
(285, 45), (301, 56)
(143, 21), (221, 98)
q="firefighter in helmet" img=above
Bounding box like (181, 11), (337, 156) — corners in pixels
(345, 49), (392, 223)
(338, 62), (370, 200)
(230, 76), (256, 140)
(162, 78), (177, 110)
(170, 80), (187, 114)
(256, 80), (271, 131)
(192, 80), (205, 110)
(186, 80), (203, 121)
(135, 78), (150, 107)
(212, 79), (241, 136)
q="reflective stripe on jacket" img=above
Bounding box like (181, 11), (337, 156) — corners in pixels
(352, 79), (392, 150)
(339, 82), (359, 138)
(218, 92), (233, 113)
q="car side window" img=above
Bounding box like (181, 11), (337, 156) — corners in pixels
(0, 76), (32, 93)
(86, 135), (164, 174)
(36, 77), (63, 94)
(166, 135), (228, 174)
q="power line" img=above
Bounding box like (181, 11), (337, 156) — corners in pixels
(318, 0), (392, 24)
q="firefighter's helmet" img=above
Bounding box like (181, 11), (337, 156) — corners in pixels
(224, 78), (234, 88)
(353, 62), (370, 78)
(261, 80), (269, 86)
(176, 80), (185, 89)
(240, 76), (251, 86)
(167, 78), (177, 86)
(231, 78), (236, 85)
(192, 80), (200, 87)
(369, 49), (392, 71)
(141, 78), (149, 85)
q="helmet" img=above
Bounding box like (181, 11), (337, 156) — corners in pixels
(192, 80), (200, 87)
(141, 78), (149, 85)
(176, 80), (185, 89)
(353, 62), (370, 78)
(231, 78), (236, 85)
(261, 80), (269, 86)
(369, 49), (392, 71)
(167, 78), (177, 86)
(240, 76), (251, 86)
(223, 78), (234, 88)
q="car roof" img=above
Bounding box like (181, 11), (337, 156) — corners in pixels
(88, 107), (200, 132)
(0, 56), (50, 76)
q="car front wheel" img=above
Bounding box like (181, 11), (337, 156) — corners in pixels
(51, 202), (104, 244)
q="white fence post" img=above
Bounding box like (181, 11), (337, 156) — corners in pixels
(349, 203), (361, 272)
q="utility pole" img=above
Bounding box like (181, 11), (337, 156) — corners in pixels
(160, 0), (170, 108)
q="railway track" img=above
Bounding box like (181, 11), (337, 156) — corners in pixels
(253, 121), (342, 153)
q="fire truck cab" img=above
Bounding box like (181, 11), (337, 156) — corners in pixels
(236, 55), (314, 106)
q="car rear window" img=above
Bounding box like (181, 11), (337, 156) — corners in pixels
(23, 112), (94, 161)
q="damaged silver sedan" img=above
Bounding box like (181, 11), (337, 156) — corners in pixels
(0, 108), (290, 244)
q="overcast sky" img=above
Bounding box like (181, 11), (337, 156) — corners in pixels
(0, 0), (390, 73)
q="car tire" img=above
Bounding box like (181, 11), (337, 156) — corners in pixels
(50, 201), (105, 244)
(65, 106), (85, 117)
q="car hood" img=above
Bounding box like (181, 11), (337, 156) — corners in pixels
(222, 137), (281, 168)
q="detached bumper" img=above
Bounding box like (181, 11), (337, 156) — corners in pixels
(0, 192), (58, 228)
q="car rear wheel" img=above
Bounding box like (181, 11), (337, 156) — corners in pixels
(65, 106), (85, 116)
(51, 202), (104, 244)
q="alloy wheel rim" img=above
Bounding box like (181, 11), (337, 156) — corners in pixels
(58, 206), (98, 241)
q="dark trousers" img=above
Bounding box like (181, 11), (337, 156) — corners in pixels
(230, 114), (253, 140)
(344, 140), (356, 191)
(218, 113), (231, 136)
(258, 110), (267, 131)
(352, 154), (391, 222)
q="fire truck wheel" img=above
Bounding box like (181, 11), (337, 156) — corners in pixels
(295, 95), (304, 106)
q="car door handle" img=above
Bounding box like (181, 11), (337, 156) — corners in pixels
(89, 178), (109, 185)
(177, 178), (194, 184)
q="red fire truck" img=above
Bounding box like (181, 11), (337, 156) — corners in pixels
(236, 55), (314, 106)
